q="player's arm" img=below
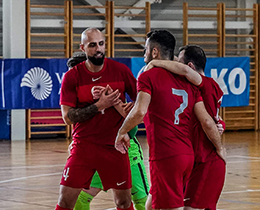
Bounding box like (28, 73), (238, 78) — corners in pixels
(144, 60), (202, 86)
(115, 91), (151, 154)
(194, 101), (227, 162)
(61, 86), (121, 125)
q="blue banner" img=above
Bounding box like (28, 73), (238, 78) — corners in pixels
(0, 58), (132, 110)
(205, 57), (250, 107)
(2, 59), (68, 109)
(0, 57), (250, 109)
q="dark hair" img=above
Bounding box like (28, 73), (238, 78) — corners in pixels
(67, 52), (87, 68)
(146, 30), (176, 60)
(179, 45), (206, 72)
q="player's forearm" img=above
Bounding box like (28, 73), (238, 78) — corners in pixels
(118, 91), (150, 135)
(201, 117), (224, 151)
(118, 107), (144, 135)
(114, 101), (126, 118)
(67, 104), (98, 124)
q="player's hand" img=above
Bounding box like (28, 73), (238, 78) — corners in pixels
(217, 147), (227, 164)
(91, 86), (105, 100)
(122, 102), (134, 116)
(216, 122), (224, 135)
(106, 84), (113, 95)
(95, 85), (121, 111)
(115, 132), (130, 154)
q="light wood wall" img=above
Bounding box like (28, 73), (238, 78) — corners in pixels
(183, 3), (259, 130)
(26, 1), (260, 131)
(26, 0), (151, 58)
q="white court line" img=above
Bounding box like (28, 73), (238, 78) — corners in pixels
(228, 155), (260, 160)
(0, 172), (61, 184)
(222, 189), (260, 194)
(0, 164), (65, 170)
(227, 159), (260, 164)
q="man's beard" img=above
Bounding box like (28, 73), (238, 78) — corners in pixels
(145, 51), (153, 64)
(88, 53), (105, 66)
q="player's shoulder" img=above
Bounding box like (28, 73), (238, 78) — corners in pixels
(203, 75), (223, 94)
(204, 75), (221, 88)
(143, 66), (164, 76)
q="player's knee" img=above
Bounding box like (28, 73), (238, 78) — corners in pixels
(114, 197), (132, 209)
(58, 198), (74, 209)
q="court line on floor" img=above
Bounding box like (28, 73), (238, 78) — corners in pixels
(228, 155), (260, 160)
(222, 189), (260, 194)
(0, 172), (61, 184)
(227, 159), (260, 163)
(220, 198), (260, 206)
(0, 164), (65, 170)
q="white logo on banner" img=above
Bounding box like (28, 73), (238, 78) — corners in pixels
(20, 67), (53, 100)
(211, 67), (247, 95)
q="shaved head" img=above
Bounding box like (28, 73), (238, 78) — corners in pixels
(81, 28), (104, 44)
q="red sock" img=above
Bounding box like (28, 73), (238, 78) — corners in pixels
(55, 204), (72, 210)
(117, 202), (134, 210)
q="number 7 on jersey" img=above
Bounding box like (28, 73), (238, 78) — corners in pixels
(172, 88), (188, 125)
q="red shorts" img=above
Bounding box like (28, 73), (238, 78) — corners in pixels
(149, 155), (194, 209)
(184, 158), (226, 209)
(60, 141), (132, 191)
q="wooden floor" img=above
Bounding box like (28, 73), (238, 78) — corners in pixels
(0, 131), (260, 210)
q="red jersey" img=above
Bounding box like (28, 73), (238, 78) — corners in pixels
(137, 67), (202, 161)
(192, 75), (224, 162)
(60, 58), (137, 146)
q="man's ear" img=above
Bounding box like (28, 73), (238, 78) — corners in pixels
(188, 62), (196, 70)
(79, 44), (84, 52)
(152, 48), (159, 59)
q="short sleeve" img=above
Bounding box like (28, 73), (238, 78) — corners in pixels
(137, 71), (152, 95)
(194, 86), (203, 103)
(60, 69), (78, 107)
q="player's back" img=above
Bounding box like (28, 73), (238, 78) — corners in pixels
(193, 75), (223, 162)
(137, 67), (202, 161)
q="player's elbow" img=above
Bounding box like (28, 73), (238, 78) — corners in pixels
(62, 115), (73, 125)
(135, 109), (146, 120)
(201, 117), (214, 132)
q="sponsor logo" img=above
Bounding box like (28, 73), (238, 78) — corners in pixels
(131, 191), (138, 195)
(116, 181), (126, 186)
(92, 76), (102, 82)
(20, 67), (53, 100)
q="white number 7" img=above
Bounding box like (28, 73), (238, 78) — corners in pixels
(172, 88), (188, 125)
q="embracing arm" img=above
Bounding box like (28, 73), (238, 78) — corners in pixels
(115, 91), (151, 154)
(145, 60), (202, 86)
